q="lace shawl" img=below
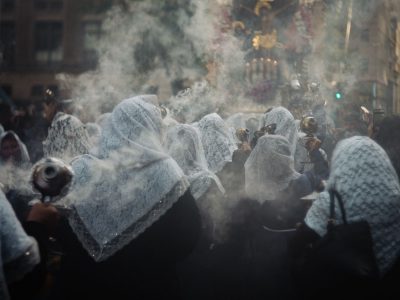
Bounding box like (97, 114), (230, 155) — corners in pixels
(245, 135), (301, 203)
(0, 191), (40, 300)
(261, 107), (298, 155)
(0, 132), (31, 191)
(0, 131), (30, 167)
(305, 136), (400, 275)
(165, 124), (225, 200)
(43, 112), (92, 162)
(194, 113), (237, 173)
(64, 96), (189, 262)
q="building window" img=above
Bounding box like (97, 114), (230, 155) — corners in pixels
(82, 21), (102, 63)
(34, 0), (63, 11)
(34, 22), (63, 64)
(1, 0), (15, 12)
(0, 22), (16, 67)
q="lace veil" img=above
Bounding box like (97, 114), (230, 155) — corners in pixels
(262, 107), (298, 155)
(194, 113), (237, 173)
(64, 96), (189, 261)
(245, 135), (300, 202)
(165, 124), (225, 200)
(305, 136), (400, 274)
(43, 112), (92, 162)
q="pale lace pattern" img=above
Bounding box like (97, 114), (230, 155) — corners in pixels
(0, 131), (31, 168)
(305, 136), (400, 275)
(194, 113), (237, 173)
(261, 107), (299, 155)
(245, 135), (301, 203)
(0, 191), (40, 300)
(0, 132), (32, 192)
(0, 125), (4, 136)
(63, 96), (189, 262)
(165, 124), (225, 200)
(85, 122), (101, 150)
(43, 112), (92, 162)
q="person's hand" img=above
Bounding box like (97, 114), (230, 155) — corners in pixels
(27, 202), (60, 234)
(305, 137), (321, 152)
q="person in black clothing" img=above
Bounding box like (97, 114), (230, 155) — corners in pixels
(190, 135), (328, 300)
(47, 96), (201, 300)
(0, 188), (59, 300)
(291, 136), (400, 300)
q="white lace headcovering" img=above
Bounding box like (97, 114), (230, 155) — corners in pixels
(0, 131), (30, 167)
(262, 107), (298, 155)
(194, 113), (237, 173)
(245, 135), (301, 203)
(43, 112), (92, 162)
(65, 96), (189, 262)
(165, 124), (225, 200)
(305, 136), (400, 275)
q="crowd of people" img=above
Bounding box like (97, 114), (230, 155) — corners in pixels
(1, 93), (400, 300)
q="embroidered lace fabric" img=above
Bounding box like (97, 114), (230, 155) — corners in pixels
(194, 113), (237, 173)
(62, 96), (189, 261)
(0, 191), (39, 300)
(305, 136), (400, 275)
(261, 107), (299, 155)
(0, 131), (30, 167)
(43, 112), (92, 162)
(0, 132), (32, 192)
(245, 135), (301, 203)
(165, 124), (225, 200)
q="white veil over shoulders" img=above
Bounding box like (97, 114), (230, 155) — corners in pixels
(261, 107), (298, 155)
(165, 124), (225, 200)
(194, 113), (237, 173)
(245, 135), (300, 203)
(64, 96), (189, 262)
(0, 190), (39, 300)
(43, 112), (92, 162)
(0, 131), (30, 167)
(305, 136), (400, 275)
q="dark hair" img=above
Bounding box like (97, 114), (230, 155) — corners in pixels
(374, 115), (400, 178)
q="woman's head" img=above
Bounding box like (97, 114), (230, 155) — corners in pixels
(196, 113), (237, 173)
(96, 96), (167, 165)
(245, 135), (299, 202)
(43, 113), (92, 161)
(328, 136), (399, 197)
(262, 107), (298, 154)
(0, 132), (21, 162)
(165, 124), (206, 174)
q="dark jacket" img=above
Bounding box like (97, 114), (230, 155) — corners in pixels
(50, 189), (201, 300)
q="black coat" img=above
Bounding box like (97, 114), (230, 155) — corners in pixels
(50, 189), (201, 300)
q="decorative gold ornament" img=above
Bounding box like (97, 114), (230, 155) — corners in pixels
(232, 21), (246, 31)
(254, 0), (274, 16)
(252, 29), (277, 49)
